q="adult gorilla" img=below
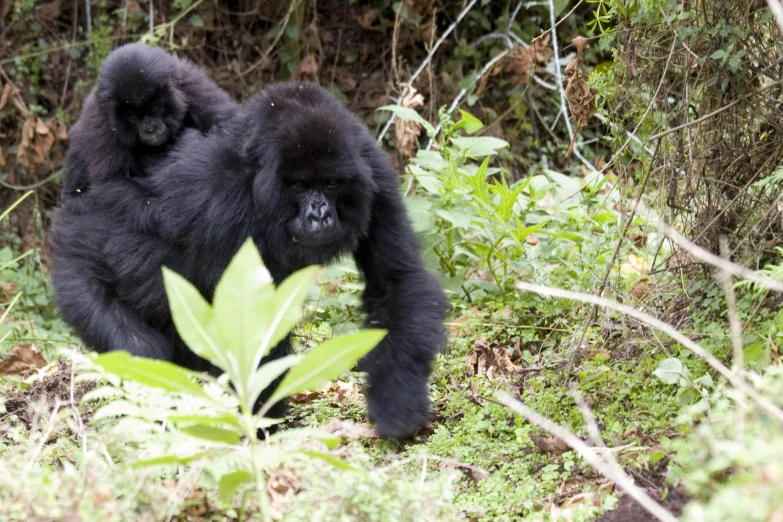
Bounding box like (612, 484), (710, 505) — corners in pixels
(52, 82), (448, 439)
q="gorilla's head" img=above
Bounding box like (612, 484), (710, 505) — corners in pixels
(97, 43), (187, 148)
(244, 83), (378, 271)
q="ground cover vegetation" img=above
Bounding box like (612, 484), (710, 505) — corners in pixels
(1, 0), (783, 520)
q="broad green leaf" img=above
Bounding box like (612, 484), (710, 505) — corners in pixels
(188, 14), (204, 27)
(652, 358), (684, 385)
(292, 450), (357, 471)
(162, 267), (225, 369)
(455, 109), (483, 134)
(415, 150), (448, 170)
(267, 330), (385, 405)
(710, 49), (725, 60)
(219, 471), (254, 502)
(94, 351), (210, 399)
(249, 354), (302, 407)
(129, 451), (216, 468)
(250, 265), (320, 373)
(435, 209), (475, 229)
(213, 239), (275, 388)
(180, 425), (241, 444)
(168, 413), (241, 429)
(377, 105), (436, 136)
(451, 136), (509, 158)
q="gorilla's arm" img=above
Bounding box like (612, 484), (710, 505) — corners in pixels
(50, 207), (175, 360)
(354, 147), (448, 439)
(175, 57), (239, 133)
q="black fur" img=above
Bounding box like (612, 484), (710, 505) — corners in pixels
(52, 82), (448, 439)
(60, 43), (237, 202)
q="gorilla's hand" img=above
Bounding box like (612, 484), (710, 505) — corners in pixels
(365, 372), (431, 439)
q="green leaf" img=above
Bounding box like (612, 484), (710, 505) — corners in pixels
(219, 471), (254, 502)
(212, 240), (275, 389)
(652, 358), (684, 385)
(249, 354), (302, 406)
(455, 109), (483, 134)
(162, 267), (225, 369)
(293, 450), (357, 471)
(94, 351), (210, 399)
(129, 451), (215, 468)
(188, 14), (204, 27)
(251, 266), (320, 372)
(167, 413), (241, 429)
(710, 49), (725, 60)
(180, 425), (241, 444)
(377, 105), (436, 136)
(451, 136), (509, 158)
(266, 330), (385, 406)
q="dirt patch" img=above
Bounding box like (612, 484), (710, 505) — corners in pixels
(3, 360), (95, 429)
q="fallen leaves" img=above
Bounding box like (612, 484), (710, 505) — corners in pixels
(290, 380), (363, 405)
(292, 54), (319, 82)
(0, 344), (47, 376)
(321, 417), (378, 439)
(564, 36), (596, 160)
(16, 116), (68, 169)
(466, 339), (523, 379)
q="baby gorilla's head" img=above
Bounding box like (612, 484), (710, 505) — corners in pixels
(96, 43), (187, 148)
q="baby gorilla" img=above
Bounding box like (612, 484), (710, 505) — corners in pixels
(60, 43), (237, 201)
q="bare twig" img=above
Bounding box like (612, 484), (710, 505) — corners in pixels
(514, 281), (783, 425)
(238, 0), (303, 78)
(376, 0), (481, 142)
(718, 237), (745, 438)
(533, 0), (585, 42)
(498, 393), (679, 522)
(660, 223), (783, 294)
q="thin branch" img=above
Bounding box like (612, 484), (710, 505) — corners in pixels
(238, 0), (303, 78)
(533, 0), (585, 42)
(660, 223), (783, 294)
(376, 0), (481, 142)
(514, 281), (783, 425)
(498, 393), (678, 522)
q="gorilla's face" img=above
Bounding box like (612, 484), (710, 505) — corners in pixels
(274, 152), (375, 269)
(110, 81), (186, 148)
(97, 43), (187, 149)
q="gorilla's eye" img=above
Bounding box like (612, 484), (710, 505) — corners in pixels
(326, 180), (338, 188)
(292, 181), (306, 191)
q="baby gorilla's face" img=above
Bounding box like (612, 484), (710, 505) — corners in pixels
(123, 107), (170, 147)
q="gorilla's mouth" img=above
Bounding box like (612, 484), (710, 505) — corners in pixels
(291, 233), (339, 248)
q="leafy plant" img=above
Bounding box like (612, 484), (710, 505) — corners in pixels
(91, 239), (385, 520)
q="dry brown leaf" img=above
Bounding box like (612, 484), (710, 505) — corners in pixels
(526, 234), (540, 246)
(38, 0), (61, 20)
(0, 145), (5, 168)
(292, 54), (319, 82)
(0, 83), (11, 111)
(357, 8), (382, 31)
(466, 339), (523, 379)
(564, 36), (596, 160)
(16, 117), (66, 168)
(531, 435), (570, 455)
(321, 417), (378, 439)
(505, 46), (536, 84)
(394, 83), (426, 158)
(289, 380), (362, 405)
(267, 468), (301, 511)
(0, 344), (48, 376)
